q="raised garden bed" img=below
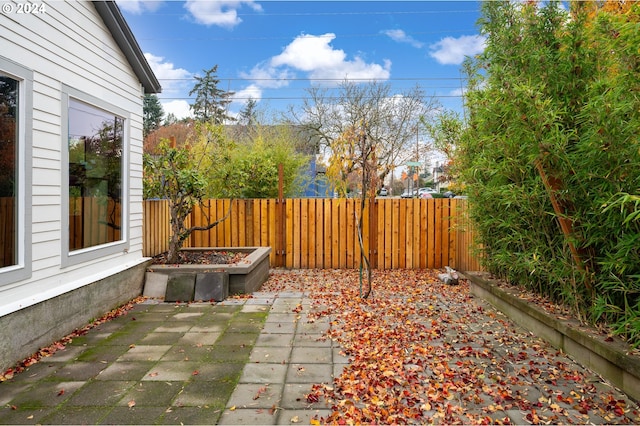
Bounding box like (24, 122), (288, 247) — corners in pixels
(463, 271), (640, 402)
(144, 247), (271, 301)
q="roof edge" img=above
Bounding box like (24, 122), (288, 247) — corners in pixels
(93, 1), (161, 94)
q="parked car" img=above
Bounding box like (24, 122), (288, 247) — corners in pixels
(418, 187), (437, 198)
(379, 188), (389, 196)
(401, 189), (416, 198)
(443, 191), (456, 198)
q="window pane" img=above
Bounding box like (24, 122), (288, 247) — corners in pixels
(0, 76), (17, 268)
(68, 99), (123, 250)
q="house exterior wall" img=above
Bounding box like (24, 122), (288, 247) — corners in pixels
(0, 2), (150, 370)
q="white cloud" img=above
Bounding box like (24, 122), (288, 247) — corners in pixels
(429, 35), (486, 65)
(383, 29), (424, 49)
(232, 84), (263, 105)
(270, 33), (391, 82)
(144, 53), (192, 94)
(162, 100), (192, 121)
(449, 87), (465, 97)
(184, 0), (262, 29)
(240, 64), (294, 89)
(116, 0), (163, 14)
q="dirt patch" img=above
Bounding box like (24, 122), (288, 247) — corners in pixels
(152, 250), (248, 265)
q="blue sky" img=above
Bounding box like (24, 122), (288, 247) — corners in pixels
(117, 1), (485, 121)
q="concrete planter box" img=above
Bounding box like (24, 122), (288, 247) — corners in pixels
(145, 247), (271, 299)
(464, 271), (640, 402)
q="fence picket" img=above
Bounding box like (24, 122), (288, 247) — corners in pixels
(141, 198), (482, 271)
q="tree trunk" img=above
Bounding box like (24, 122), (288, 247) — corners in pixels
(166, 203), (185, 264)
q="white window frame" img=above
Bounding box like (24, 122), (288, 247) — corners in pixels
(61, 85), (130, 267)
(0, 57), (32, 287)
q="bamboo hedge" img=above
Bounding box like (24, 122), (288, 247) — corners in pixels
(458, 2), (640, 345)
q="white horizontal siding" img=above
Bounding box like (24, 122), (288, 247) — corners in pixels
(32, 221), (60, 234)
(0, 1), (148, 315)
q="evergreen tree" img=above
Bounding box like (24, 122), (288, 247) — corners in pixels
(164, 112), (178, 126)
(143, 94), (164, 137)
(189, 65), (235, 124)
(238, 97), (258, 127)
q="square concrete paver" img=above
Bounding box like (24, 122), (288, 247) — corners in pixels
(165, 273), (195, 302)
(6, 380), (84, 408)
(297, 323), (330, 336)
(141, 361), (202, 381)
(292, 333), (332, 347)
(276, 409), (331, 425)
(255, 333), (293, 347)
(172, 380), (235, 407)
(194, 272), (228, 302)
(239, 363), (288, 384)
(270, 299), (303, 314)
(100, 406), (167, 425)
(178, 331), (222, 346)
(226, 383), (284, 409)
(285, 364), (333, 384)
(95, 362), (155, 381)
(65, 380), (136, 406)
(143, 272), (168, 298)
(290, 346), (332, 364)
(241, 305), (272, 314)
(49, 362), (108, 381)
(280, 383), (325, 409)
(263, 321), (297, 334)
(249, 346), (292, 364)
(265, 313), (297, 323)
(217, 407), (279, 425)
(117, 381), (183, 407)
(118, 345), (171, 362)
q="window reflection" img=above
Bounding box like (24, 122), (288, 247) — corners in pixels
(68, 99), (123, 250)
(0, 75), (17, 268)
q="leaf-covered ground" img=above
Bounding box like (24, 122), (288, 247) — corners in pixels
(262, 269), (640, 425)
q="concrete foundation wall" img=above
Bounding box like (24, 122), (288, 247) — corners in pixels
(0, 260), (150, 372)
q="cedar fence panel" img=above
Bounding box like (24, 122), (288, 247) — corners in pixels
(0, 197), (15, 267)
(142, 198), (484, 271)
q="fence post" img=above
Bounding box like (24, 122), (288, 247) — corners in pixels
(276, 164), (285, 267)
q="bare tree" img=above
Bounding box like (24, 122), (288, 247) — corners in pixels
(288, 80), (439, 185)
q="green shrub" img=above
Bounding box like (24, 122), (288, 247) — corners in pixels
(459, 1), (640, 344)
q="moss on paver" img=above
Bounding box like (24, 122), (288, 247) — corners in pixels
(0, 301), (269, 426)
(206, 345), (253, 363)
(75, 344), (130, 363)
(117, 381), (184, 406)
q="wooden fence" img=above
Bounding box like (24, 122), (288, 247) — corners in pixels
(0, 197), (15, 267)
(143, 198), (483, 271)
(69, 198), (121, 251)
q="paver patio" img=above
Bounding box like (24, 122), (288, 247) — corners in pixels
(0, 269), (638, 424)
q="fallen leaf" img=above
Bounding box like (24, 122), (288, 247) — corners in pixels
(253, 386), (268, 400)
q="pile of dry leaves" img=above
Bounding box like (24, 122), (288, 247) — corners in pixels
(262, 269), (640, 425)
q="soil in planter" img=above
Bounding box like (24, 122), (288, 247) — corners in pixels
(152, 250), (248, 265)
